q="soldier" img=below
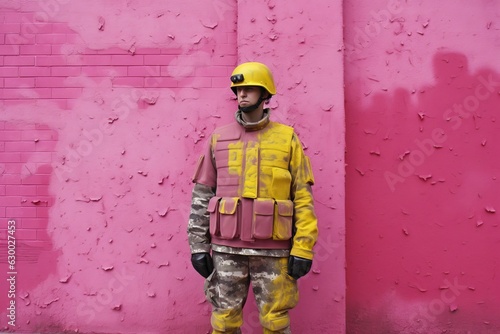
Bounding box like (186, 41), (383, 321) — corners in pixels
(187, 62), (318, 334)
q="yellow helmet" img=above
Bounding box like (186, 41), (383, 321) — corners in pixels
(230, 62), (276, 96)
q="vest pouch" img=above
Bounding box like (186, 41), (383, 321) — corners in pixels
(208, 196), (221, 236)
(271, 168), (292, 200)
(273, 200), (294, 240)
(219, 197), (240, 240)
(252, 198), (275, 239)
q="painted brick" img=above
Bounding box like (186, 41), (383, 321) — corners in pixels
(52, 88), (83, 99)
(6, 207), (36, 218)
(20, 218), (45, 229)
(14, 229), (37, 240)
(134, 48), (162, 55)
(144, 55), (176, 65)
(20, 44), (52, 55)
(195, 66), (230, 77)
(22, 130), (58, 141)
(0, 23), (21, 34)
(35, 231), (51, 242)
(211, 55), (237, 66)
(112, 77), (144, 87)
(52, 23), (75, 34)
(4, 33), (36, 45)
(35, 77), (73, 88)
(0, 131), (22, 141)
(4, 123), (35, 131)
(0, 173), (22, 184)
(4, 55), (35, 66)
(6, 185), (37, 196)
(36, 184), (51, 196)
(144, 77), (178, 88)
(0, 34), (4, 44)
(0, 67), (19, 77)
(0, 196), (23, 206)
(0, 185), (5, 196)
(21, 152), (52, 164)
(161, 65), (196, 78)
(81, 66), (128, 77)
(111, 55), (144, 66)
(4, 77), (35, 88)
(3, 12), (31, 23)
(33, 163), (54, 173)
(0, 45), (20, 55)
(2, 88), (52, 99)
(211, 76), (231, 88)
(79, 55), (112, 66)
(35, 33), (66, 44)
(0, 207), (5, 218)
(2, 163), (21, 173)
(49, 66), (81, 77)
(21, 23), (53, 35)
(36, 55), (66, 66)
(36, 207), (50, 218)
(128, 66), (161, 77)
(22, 173), (51, 185)
(19, 67), (51, 77)
(5, 141), (36, 152)
(97, 47), (130, 55)
(34, 140), (58, 152)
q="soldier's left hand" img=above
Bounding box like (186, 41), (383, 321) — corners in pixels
(287, 256), (312, 280)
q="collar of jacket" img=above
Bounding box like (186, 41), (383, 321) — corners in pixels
(235, 108), (270, 131)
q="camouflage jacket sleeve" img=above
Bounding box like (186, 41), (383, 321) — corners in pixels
(289, 133), (319, 260)
(187, 183), (215, 254)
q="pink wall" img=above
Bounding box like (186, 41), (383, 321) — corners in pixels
(0, 1), (345, 333)
(345, 0), (500, 333)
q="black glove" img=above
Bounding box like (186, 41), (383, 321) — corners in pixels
(287, 256), (312, 280)
(191, 252), (214, 278)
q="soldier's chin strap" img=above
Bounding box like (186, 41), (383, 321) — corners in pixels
(239, 95), (266, 113)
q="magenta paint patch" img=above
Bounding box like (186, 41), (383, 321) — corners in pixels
(345, 1), (500, 329)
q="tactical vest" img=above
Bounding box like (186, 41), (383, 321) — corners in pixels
(208, 121), (295, 250)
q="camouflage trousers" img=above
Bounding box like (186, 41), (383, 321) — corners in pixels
(204, 251), (299, 334)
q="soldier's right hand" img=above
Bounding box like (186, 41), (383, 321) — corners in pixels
(191, 252), (214, 278)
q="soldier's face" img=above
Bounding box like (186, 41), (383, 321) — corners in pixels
(237, 86), (261, 108)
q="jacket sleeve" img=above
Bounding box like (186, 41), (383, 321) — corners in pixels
(187, 183), (215, 254)
(288, 133), (318, 260)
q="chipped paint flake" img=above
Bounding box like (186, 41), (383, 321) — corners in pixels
(485, 207), (496, 213)
(418, 174), (432, 181)
(157, 207), (171, 217)
(201, 20), (218, 29)
(59, 274), (72, 283)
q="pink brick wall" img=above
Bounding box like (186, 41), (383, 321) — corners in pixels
(0, 1), (345, 333)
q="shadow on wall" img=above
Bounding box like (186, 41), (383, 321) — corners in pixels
(346, 51), (500, 333)
(0, 123), (60, 319)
